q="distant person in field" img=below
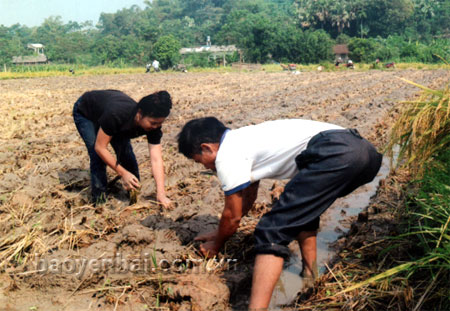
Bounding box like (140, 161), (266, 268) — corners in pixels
(145, 63), (151, 73)
(385, 62), (396, 69)
(152, 59), (160, 72)
(177, 117), (382, 309)
(73, 90), (173, 207)
(371, 58), (381, 69)
(346, 59), (354, 69)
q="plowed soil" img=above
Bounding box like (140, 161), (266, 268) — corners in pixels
(0, 69), (448, 311)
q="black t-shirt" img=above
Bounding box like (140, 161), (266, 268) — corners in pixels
(78, 90), (162, 144)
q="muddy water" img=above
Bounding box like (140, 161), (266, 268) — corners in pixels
(270, 155), (392, 308)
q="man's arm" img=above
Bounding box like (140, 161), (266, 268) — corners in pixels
(148, 143), (172, 208)
(214, 191), (244, 249)
(199, 191), (243, 257)
(95, 128), (140, 189)
(198, 182), (259, 257)
(215, 182), (259, 246)
(242, 181), (259, 216)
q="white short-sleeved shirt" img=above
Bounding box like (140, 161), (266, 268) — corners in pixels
(215, 119), (343, 195)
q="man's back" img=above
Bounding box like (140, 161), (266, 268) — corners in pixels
(216, 119), (342, 193)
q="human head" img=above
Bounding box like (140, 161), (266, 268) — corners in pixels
(177, 117), (228, 170)
(136, 91), (172, 130)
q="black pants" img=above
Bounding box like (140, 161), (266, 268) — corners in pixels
(254, 129), (383, 259)
(73, 98), (140, 203)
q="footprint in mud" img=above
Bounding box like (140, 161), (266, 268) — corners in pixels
(162, 274), (230, 311)
(57, 168), (90, 191)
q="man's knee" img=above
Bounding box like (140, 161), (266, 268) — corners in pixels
(253, 242), (291, 260)
(254, 222), (292, 259)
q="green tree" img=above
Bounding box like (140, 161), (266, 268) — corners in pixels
(217, 0), (292, 63)
(91, 34), (146, 65)
(0, 0), (447, 67)
(218, 10), (276, 63)
(92, 35), (122, 64)
(364, 0), (414, 37)
(0, 35), (26, 65)
(98, 5), (144, 37)
(151, 35), (181, 68)
(297, 29), (334, 63)
(270, 22), (301, 62)
(295, 0), (366, 35)
(34, 16), (65, 44)
(145, 0), (184, 21)
(348, 37), (378, 62)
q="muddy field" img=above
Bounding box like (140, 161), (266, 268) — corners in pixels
(0, 69), (448, 311)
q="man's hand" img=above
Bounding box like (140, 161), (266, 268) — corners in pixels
(199, 241), (220, 258)
(195, 189), (251, 259)
(194, 230), (218, 242)
(121, 171), (141, 190)
(157, 194), (173, 209)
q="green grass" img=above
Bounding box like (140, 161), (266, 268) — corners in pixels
(407, 149), (450, 263)
(0, 64), (144, 79)
(401, 148), (450, 307)
(1, 62), (449, 80)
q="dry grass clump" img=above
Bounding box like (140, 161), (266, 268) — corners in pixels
(387, 79), (450, 174)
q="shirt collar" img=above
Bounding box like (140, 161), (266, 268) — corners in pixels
(220, 129), (230, 145)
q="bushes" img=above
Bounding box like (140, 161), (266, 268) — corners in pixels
(266, 26), (334, 64)
(218, 5), (334, 65)
(348, 36), (450, 63)
(151, 35), (181, 69)
(348, 38), (380, 62)
(298, 30), (334, 64)
(91, 35), (146, 66)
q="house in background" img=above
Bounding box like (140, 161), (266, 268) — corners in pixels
(333, 44), (349, 63)
(12, 43), (48, 65)
(180, 36), (241, 66)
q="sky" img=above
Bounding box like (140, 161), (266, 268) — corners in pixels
(0, 0), (146, 27)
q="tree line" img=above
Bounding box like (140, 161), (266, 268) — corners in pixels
(0, 0), (449, 68)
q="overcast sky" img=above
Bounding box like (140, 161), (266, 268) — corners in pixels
(0, 0), (146, 27)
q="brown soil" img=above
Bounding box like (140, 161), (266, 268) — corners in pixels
(0, 69), (448, 310)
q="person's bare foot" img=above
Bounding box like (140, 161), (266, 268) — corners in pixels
(300, 261), (318, 288)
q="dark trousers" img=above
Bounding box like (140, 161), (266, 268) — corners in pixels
(254, 129), (383, 259)
(72, 99), (140, 202)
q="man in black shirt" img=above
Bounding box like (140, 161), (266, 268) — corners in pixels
(73, 90), (172, 206)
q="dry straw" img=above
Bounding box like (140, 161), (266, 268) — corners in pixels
(387, 78), (450, 175)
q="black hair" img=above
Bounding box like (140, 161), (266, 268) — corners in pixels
(137, 90), (172, 118)
(177, 117), (228, 158)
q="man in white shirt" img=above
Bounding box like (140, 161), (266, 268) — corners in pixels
(152, 59), (160, 72)
(177, 117), (382, 309)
